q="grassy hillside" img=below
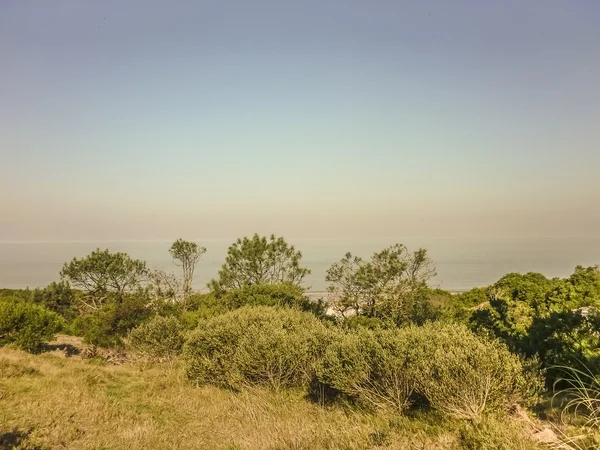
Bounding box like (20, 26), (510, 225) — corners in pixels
(0, 344), (546, 450)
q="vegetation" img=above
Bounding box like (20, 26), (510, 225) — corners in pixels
(185, 306), (332, 390)
(1, 235), (598, 448)
(209, 234), (310, 292)
(0, 347), (544, 450)
(469, 267), (600, 386)
(129, 315), (184, 361)
(326, 244), (437, 325)
(317, 323), (539, 418)
(0, 296), (63, 352)
(169, 239), (206, 306)
(60, 249), (148, 309)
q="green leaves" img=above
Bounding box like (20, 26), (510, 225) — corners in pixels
(60, 248), (148, 309)
(0, 297), (63, 353)
(209, 234), (310, 292)
(169, 239), (207, 300)
(326, 244), (436, 323)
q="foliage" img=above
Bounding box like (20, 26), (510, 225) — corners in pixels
(526, 310), (600, 384)
(220, 283), (327, 317)
(60, 248), (148, 309)
(409, 322), (541, 419)
(31, 281), (78, 320)
(469, 267), (600, 385)
(179, 292), (229, 329)
(208, 234), (310, 292)
(146, 268), (182, 302)
(0, 288), (33, 302)
(0, 297), (63, 353)
(129, 315), (185, 360)
(470, 272), (553, 348)
(326, 244), (437, 325)
(185, 306), (332, 390)
(71, 294), (153, 348)
(317, 327), (414, 413)
(169, 239), (206, 304)
(341, 315), (389, 330)
(318, 322), (539, 419)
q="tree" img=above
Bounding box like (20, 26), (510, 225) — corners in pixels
(209, 234), (310, 292)
(60, 249), (148, 310)
(147, 268), (183, 302)
(326, 244), (436, 324)
(169, 239), (206, 302)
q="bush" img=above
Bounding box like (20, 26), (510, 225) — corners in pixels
(31, 281), (78, 320)
(0, 297), (63, 353)
(184, 306), (333, 390)
(220, 283), (327, 317)
(317, 322), (541, 418)
(71, 294), (153, 348)
(409, 322), (541, 419)
(317, 328), (414, 413)
(129, 316), (185, 360)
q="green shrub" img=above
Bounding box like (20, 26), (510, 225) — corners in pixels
(71, 294), (153, 348)
(31, 281), (78, 320)
(181, 292), (229, 328)
(317, 327), (414, 413)
(128, 316), (185, 360)
(220, 283), (326, 317)
(318, 322), (541, 418)
(409, 322), (541, 419)
(0, 297), (63, 353)
(184, 306), (333, 390)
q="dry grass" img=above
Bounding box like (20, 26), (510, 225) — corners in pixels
(0, 347), (542, 450)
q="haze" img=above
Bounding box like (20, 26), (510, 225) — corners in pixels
(1, 1), (599, 242)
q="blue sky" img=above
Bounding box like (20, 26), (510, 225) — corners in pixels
(1, 0), (599, 241)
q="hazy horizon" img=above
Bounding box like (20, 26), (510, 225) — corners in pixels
(1, 1), (599, 241)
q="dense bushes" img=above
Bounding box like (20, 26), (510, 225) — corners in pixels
(407, 323), (541, 419)
(317, 327), (414, 413)
(180, 284), (326, 329)
(469, 266), (600, 385)
(183, 305), (538, 418)
(317, 323), (540, 418)
(219, 283), (325, 315)
(71, 294), (153, 348)
(31, 281), (78, 320)
(185, 306), (332, 390)
(129, 315), (185, 360)
(0, 297), (63, 352)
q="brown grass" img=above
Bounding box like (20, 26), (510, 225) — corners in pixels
(0, 347), (543, 450)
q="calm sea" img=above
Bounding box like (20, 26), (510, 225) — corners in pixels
(0, 237), (599, 292)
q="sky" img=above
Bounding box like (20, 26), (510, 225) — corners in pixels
(1, 0), (599, 242)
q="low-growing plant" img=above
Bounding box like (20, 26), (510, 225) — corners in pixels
(129, 315), (185, 360)
(184, 306), (333, 390)
(317, 328), (414, 413)
(220, 283), (326, 317)
(409, 322), (541, 419)
(318, 322), (541, 419)
(71, 294), (152, 348)
(0, 297), (63, 353)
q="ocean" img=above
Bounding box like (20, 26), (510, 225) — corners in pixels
(0, 237), (599, 292)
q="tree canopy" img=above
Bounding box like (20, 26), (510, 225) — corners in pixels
(169, 239), (206, 301)
(60, 249), (148, 309)
(326, 244), (437, 324)
(209, 234), (310, 292)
